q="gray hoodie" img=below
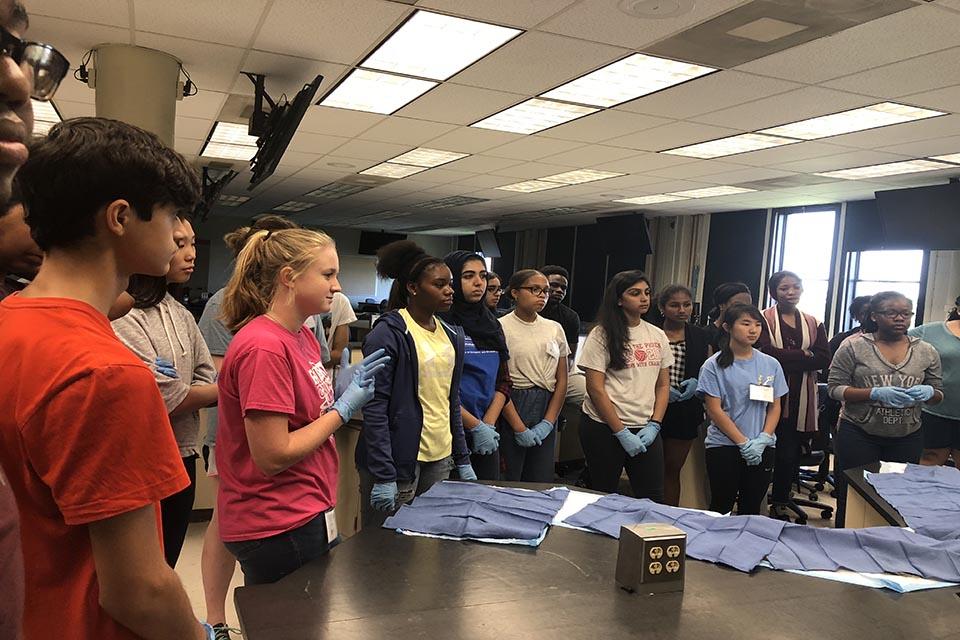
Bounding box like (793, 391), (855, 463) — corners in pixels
(828, 332), (942, 437)
(113, 293), (217, 456)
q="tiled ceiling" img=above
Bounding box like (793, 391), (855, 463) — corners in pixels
(27, 0), (960, 232)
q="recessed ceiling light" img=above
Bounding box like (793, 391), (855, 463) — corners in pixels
(362, 10), (520, 81)
(662, 133), (798, 159)
(32, 99), (61, 136)
(273, 200), (316, 212)
(930, 153), (960, 165)
(200, 122), (258, 161)
(759, 102), (946, 141)
(495, 179), (565, 193)
(412, 196), (490, 209)
(217, 195), (251, 207)
(304, 182), (374, 199)
(319, 69), (437, 114)
(389, 147), (469, 168)
(727, 17), (807, 43)
(540, 169), (625, 184)
(613, 194), (690, 205)
(667, 186), (756, 198)
(814, 159), (955, 180)
(540, 53), (717, 108)
(360, 162), (428, 178)
(471, 98), (599, 135)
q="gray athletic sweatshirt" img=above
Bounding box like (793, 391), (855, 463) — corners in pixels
(828, 332), (942, 437)
(113, 293), (216, 456)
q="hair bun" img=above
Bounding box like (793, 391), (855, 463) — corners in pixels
(376, 240), (426, 281)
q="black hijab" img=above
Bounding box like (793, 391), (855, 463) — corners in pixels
(440, 250), (509, 358)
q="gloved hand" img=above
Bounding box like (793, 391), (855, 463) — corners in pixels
(330, 349), (391, 423)
(514, 428), (542, 448)
(870, 386), (915, 408)
(678, 378), (698, 402)
(531, 419), (555, 442)
(739, 432), (776, 466)
(637, 421), (660, 449)
(469, 422), (500, 455)
(737, 440), (762, 466)
(370, 481), (398, 511)
(614, 428), (646, 457)
(335, 348), (390, 399)
(668, 386), (682, 403)
(905, 384), (935, 403)
(457, 464), (478, 481)
(155, 357), (178, 379)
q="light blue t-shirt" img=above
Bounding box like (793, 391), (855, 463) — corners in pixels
(698, 349), (788, 448)
(909, 322), (960, 420)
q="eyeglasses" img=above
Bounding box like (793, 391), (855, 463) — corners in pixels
(486, 286), (504, 294)
(877, 310), (915, 320)
(0, 26), (70, 101)
(518, 286), (549, 297)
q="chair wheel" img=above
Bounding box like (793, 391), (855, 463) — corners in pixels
(796, 515), (808, 525)
(821, 510), (833, 519)
(815, 482), (825, 491)
(830, 489), (838, 499)
(808, 493), (819, 502)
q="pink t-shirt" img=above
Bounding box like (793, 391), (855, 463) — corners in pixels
(216, 316), (338, 542)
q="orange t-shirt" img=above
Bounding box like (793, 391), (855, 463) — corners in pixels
(0, 295), (189, 640)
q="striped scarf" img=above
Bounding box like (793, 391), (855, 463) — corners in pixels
(763, 306), (819, 433)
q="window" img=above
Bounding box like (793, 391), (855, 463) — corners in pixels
(770, 208), (838, 322)
(842, 250), (926, 329)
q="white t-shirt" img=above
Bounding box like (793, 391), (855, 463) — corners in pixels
(578, 321), (673, 426)
(327, 292), (357, 340)
(500, 312), (570, 391)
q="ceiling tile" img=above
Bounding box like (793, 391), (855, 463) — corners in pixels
(176, 116), (213, 140)
(539, 144), (639, 167)
(135, 33), (246, 93)
(696, 166), (798, 185)
(451, 174), (519, 189)
(612, 122), (743, 152)
(875, 133), (960, 158)
(442, 155), (523, 174)
(357, 117), (459, 145)
(31, 1), (130, 28)
(485, 136), (584, 161)
(231, 51), (350, 100)
(415, 0), (577, 28)
(53, 99), (96, 119)
(769, 150), (911, 174)
(822, 47), (960, 99)
(691, 87), (876, 131)
(27, 16), (131, 75)
(645, 160), (749, 180)
(254, 0), (409, 65)
(175, 138), (201, 156)
(286, 131), (350, 155)
(539, 110), (672, 143)
(902, 84), (960, 113)
(134, 0), (267, 47)
(397, 84), (525, 125)
(420, 126), (524, 153)
(327, 139), (412, 162)
(723, 141), (853, 167)
(489, 162), (577, 179)
(298, 106), (385, 137)
(176, 90), (227, 120)
(403, 167), (478, 184)
(822, 114), (960, 150)
(591, 152), (697, 174)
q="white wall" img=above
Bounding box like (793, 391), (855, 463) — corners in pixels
(925, 250), (960, 322)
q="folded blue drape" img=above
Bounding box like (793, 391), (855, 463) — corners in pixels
(866, 464), (960, 542)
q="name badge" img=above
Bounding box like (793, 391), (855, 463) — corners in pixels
(749, 384), (774, 403)
(324, 508), (339, 543)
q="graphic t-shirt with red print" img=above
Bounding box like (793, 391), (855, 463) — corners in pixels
(579, 320), (673, 426)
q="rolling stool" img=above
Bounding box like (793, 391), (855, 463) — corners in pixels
(768, 443), (834, 524)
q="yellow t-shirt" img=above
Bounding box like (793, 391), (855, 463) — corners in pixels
(400, 309), (455, 462)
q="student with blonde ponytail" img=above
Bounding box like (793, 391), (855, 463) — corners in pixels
(216, 228), (389, 585)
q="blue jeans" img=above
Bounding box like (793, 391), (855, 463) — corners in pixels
(224, 511), (337, 585)
(359, 456), (454, 529)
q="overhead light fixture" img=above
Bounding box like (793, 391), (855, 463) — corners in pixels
(539, 169), (625, 184)
(814, 159), (955, 180)
(930, 153), (960, 165)
(495, 179), (565, 193)
(413, 196), (490, 209)
(668, 186), (756, 198)
(759, 102), (946, 141)
(662, 133), (798, 159)
(388, 147), (469, 167)
(358, 211), (411, 220)
(360, 162), (427, 178)
(200, 122), (258, 161)
(361, 10), (520, 81)
(273, 200), (316, 212)
(32, 99), (61, 136)
(217, 195), (251, 207)
(304, 182), (374, 199)
(613, 194), (691, 205)
(540, 53), (717, 108)
(319, 69), (437, 114)
(472, 98), (599, 135)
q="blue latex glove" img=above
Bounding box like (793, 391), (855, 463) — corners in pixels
(870, 386), (915, 408)
(514, 428), (542, 448)
(739, 432), (776, 466)
(531, 419), (555, 442)
(614, 428), (646, 457)
(637, 421), (660, 449)
(335, 348), (390, 399)
(200, 621), (215, 640)
(457, 464), (478, 481)
(678, 378), (698, 402)
(370, 481), (398, 511)
(905, 384), (935, 403)
(154, 357), (178, 379)
(668, 386), (682, 403)
(469, 422), (500, 455)
(330, 349), (391, 423)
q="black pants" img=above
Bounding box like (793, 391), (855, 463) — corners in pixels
(499, 387), (556, 483)
(470, 451), (500, 481)
(834, 420), (923, 527)
(578, 414), (664, 501)
(705, 446), (775, 515)
(770, 419), (802, 503)
(160, 454), (197, 568)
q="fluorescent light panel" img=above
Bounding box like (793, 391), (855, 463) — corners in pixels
(541, 53), (717, 108)
(304, 183), (373, 199)
(472, 98), (599, 135)
(760, 102), (945, 140)
(362, 10), (520, 81)
(32, 99), (61, 136)
(668, 186), (756, 198)
(413, 196), (489, 210)
(496, 180), (565, 193)
(614, 194), (690, 205)
(319, 69), (437, 114)
(662, 133), (798, 159)
(201, 122), (258, 161)
(930, 153), (960, 165)
(389, 147), (468, 168)
(360, 163), (427, 178)
(273, 201), (316, 212)
(815, 159), (955, 180)
(217, 195), (250, 206)
(540, 169), (624, 184)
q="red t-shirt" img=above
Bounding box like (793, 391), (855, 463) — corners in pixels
(0, 466), (23, 640)
(0, 296), (188, 640)
(217, 316), (338, 542)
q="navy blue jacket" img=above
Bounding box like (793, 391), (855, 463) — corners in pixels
(357, 310), (470, 483)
